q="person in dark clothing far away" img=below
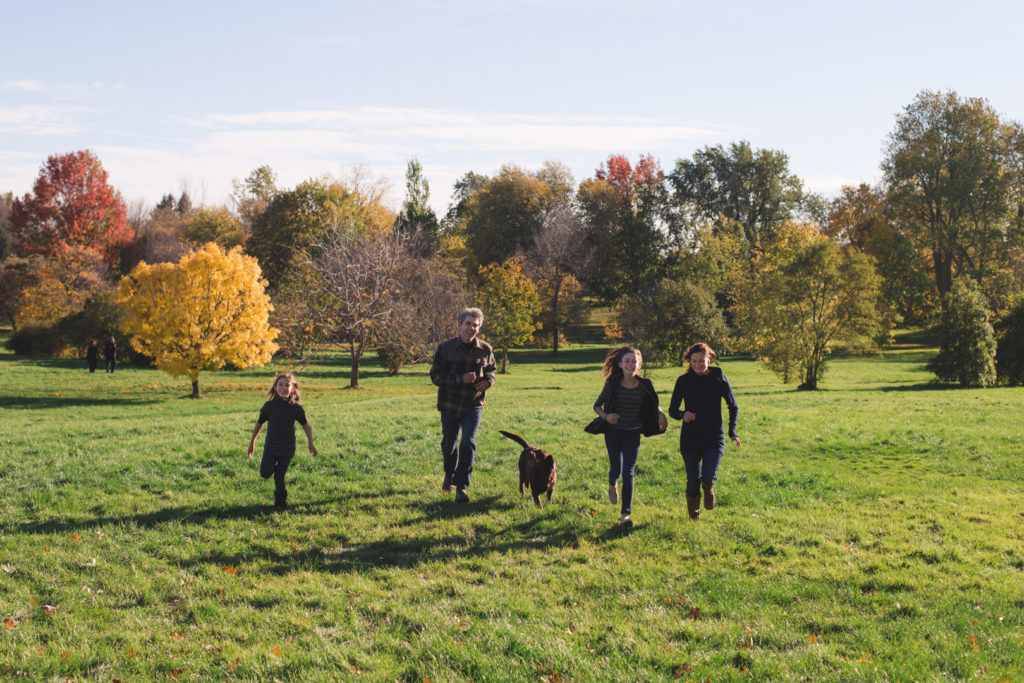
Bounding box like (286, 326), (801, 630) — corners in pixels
(103, 336), (117, 373)
(429, 307), (496, 504)
(668, 342), (740, 520)
(86, 340), (99, 373)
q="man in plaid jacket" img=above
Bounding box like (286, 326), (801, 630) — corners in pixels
(429, 307), (496, 503)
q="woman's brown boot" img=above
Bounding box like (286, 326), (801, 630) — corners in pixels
(702, 484), (716, 510)
(687, 495), (701, 520)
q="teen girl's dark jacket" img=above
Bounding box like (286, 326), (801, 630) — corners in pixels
(595, 376), (665, 437)
(668, 367), (738, 452)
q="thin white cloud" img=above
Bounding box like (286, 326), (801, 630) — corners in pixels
(188, 106), (723, 156)
(6, 80), (44, 92)
(0, 105), (94, 135)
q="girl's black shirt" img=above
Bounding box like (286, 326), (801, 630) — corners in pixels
(668, 367), (738, 451)
(258, 396), (307, 456)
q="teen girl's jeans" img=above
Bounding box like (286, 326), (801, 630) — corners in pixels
(441, 408), (483, 490)
(683, 443), (723, 497)
(605, 428), (641, 515)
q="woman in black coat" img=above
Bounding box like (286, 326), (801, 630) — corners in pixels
(668, 343), (740, 520)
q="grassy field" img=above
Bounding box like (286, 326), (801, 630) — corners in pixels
(1, 332), (1022, 681)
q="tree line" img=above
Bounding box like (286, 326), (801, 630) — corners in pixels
(2, 89), (1023, 394)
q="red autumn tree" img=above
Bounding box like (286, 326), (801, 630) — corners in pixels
(9, 150), (132, 263)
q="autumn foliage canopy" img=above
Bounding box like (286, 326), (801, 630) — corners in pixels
(116, 244), (278, 397)
(9, 150), (132, 263)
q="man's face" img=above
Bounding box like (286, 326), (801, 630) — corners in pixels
(459, 315), (481, 343)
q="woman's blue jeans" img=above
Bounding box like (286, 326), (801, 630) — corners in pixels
(605, 428), (641, 515)
(683, 443), (723, 497)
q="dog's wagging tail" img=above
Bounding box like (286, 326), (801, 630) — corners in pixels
(499, 430), (557, 507)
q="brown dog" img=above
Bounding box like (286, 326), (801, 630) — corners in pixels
(499, 430), (557, 507)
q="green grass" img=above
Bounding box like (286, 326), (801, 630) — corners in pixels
(1, 335), (1022, 681)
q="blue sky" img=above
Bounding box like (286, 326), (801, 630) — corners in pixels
(2, 0), (1022, 216)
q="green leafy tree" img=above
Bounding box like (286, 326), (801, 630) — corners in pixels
(826, 184), (936, 323)
(618, 278), (729, 367)
(578, 154), (667, 302)
(477, 257), (541, 373)
(230, 165), (278, 239)
(883, 90), (1023, 300)
(184, 207), (243, 248)
(246, 179), (353, 290)
(995, 296), (1024, 385)
(927, 279), (997, 387)
(463, 165), (552, 271)
(736, 223), (883, 390)
(394, 158), (440, 255)
(668, 141), (804, 248)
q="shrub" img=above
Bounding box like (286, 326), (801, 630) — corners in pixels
(376, 344), (413, 376)
(927, 279), (996, 387)
(995, 297), (1024, 385)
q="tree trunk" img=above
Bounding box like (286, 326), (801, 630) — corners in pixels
(350, 349), (361, 388)
(933, 247), (954, 304)
(500, 348), (508, 374)
(191, 380), (200, 398)
(551, 278), (561, 355)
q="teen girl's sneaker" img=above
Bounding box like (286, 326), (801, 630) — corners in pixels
(620, 514), (633, 528)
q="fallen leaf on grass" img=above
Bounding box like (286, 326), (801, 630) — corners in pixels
(222, 565), (239, 575)
(857, 658), (873, 663)
(271, 647), (280, 657)
(69, 533), (82, 543)
(170, 668), (183, 678)
(43, 605), (57, 616)
(1, 564), (14, 574)
(4, 619), (16, 628)
(809, 634), (817, 644)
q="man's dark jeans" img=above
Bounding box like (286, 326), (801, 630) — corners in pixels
(441, 408), (483, 490)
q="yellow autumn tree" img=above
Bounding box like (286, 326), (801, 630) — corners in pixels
(477, 257), (541, 374)
(117, 243), (278, 397)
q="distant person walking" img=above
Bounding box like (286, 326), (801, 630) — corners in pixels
(429, 307), (496, 503)
(592, 346), (666, 527)
(668, 343), (740, 520)
(103, 336), (117, 373)
(247, 373), (318, 509)
(86, 340), (99, 373)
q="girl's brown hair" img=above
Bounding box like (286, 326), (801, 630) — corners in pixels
(684, 342), (716, 362)
(602, 346), (641, 380)
(267, 373), (302, 404)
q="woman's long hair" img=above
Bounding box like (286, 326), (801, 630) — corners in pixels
(601, 346), (641, 380)
(267, 373), (302, 405)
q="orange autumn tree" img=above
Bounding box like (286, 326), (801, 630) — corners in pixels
(117, 243), (278, 397)
(9, 150), (132, 263)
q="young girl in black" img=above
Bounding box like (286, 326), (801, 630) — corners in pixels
(247, 373), (318, 508)
(668, 343), (740, 520)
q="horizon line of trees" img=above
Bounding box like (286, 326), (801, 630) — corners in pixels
(2, 88), (1023, 393)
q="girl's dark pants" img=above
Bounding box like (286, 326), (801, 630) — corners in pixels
(683, 442), (724, 497)
(605, 428), (641, 515)
(260, 450), (293, 506)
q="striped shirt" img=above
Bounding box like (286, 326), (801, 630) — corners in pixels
(595, 380), (645, 430)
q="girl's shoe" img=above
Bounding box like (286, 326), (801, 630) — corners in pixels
(608, 485), (618, 504)
(620, 514), (633, 528)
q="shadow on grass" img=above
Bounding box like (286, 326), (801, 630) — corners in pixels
(199, 512), (592, 575)
(0, 493), (387, 535)
(0, 395), (163, 409)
